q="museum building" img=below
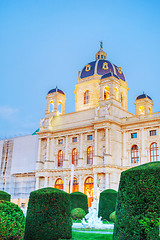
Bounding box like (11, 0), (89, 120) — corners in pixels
(0, 42), (159, 207)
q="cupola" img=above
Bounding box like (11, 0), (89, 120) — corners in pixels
(46, 86), (66, 115)
(135, 92), (153, 115)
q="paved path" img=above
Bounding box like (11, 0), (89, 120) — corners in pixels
(72, 230), (113, 235)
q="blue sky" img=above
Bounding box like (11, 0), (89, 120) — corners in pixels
(0, 0), (160, 139)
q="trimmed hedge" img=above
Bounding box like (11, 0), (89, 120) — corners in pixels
(0, 190), (11, 201)
(24, 187), (72, 240)
(0, 200), (25, 240)
(109, 211), (116, 223)
(70, 191), (88, 213)
(71, 208), (86, 220)
(98, 189), (117, 220)
(113, 162), (160, 240)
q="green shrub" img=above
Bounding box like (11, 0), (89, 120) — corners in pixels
(113, 162), (160, 240)
(0, 200), (25, 240)
(109, 211), (116, 223)
(24, 187), (72, 240)
(98, 189), (117, 220)
(0, 190), (11, 201)
(70, 191), (88, 213)
(71, 208), (86, 220)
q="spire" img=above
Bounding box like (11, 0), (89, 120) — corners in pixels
(100, 40), (103, 50)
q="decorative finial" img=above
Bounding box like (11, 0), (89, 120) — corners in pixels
(100, 40), (103, 50)
(56, 86), (58, 92)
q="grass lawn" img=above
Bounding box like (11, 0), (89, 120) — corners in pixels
(72, 231), (113, 239)
(72, 228), (113, 232)
(61, 231), (113, 240)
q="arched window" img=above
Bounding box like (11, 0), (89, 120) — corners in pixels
(69, 177), (79, 193)
(104, 86), (110, 100)
(58, 150), (63, 167)
(139, 106), (145, 115)
(150, 142), (159, 162)
(148, 106), (152, 114)
(84, 177), (94, 207)
(58, 102), (62, 114)
(72, 148), (78, 165)
(84, 90), (90, 104)
(55, 178), (63, 190)
(87, 146), (93, 165)
(49, 100), (54, 112)
(114, 87), (119, 100)
(131, 145), (139, 163)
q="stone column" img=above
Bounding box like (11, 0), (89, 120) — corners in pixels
(94, 129), (98, 155)
(79, 175), (83, 192)
(105, 128), (109, 154)
(44, 177), (48, 187)
(80, 133), (83, 158)
(46, 138), (50, 161)
(105, 173), (110, 189)
(141, 128), (145, 164)
(64, 136), (69, 168)
(94, 173), (97, 197)
(35, 177), (39, 190)
(65, 136), (68, 160)
(63, 177), (68, 192)
(79, 133), (83, 167)
(122, 131), (126, 166)
(48, 177), (53, 187)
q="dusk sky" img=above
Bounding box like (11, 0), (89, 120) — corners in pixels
(0, 0), (160, 139)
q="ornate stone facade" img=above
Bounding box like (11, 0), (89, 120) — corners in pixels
(36, 43), (160, 206)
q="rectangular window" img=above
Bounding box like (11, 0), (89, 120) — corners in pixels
(150, 130), (157, 136)
(87, 135), (93, 141)
(72, 137), (77, 143)
(58, 139), (63, 144)
(131, 133), (137, 138)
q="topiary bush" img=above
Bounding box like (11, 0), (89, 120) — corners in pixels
(71, 208), (86, 220)
(113, 162), (160, 240)
(98, 189), (117, 220)
(24, 187), (72, 240)
(0, 200), (25, 240)
(0, 190), (11, 201)
(70, 191), (88, 214)
(109, 211), (116, 223)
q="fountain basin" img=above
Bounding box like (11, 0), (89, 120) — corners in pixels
(72, 222), (114, 229)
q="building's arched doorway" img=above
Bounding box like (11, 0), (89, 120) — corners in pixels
(55, 178), (63, 190)
(69, 177), (79, 193)
(84, 177), (94, 207)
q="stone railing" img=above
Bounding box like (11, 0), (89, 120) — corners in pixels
(121, 111), (160, 123)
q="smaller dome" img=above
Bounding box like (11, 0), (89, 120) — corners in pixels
(136, 93), (152, 101)
(48, 87), (65, 95)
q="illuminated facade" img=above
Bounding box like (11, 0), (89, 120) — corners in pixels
(36, 42), (160, 206)
(0, 42), (159, 207)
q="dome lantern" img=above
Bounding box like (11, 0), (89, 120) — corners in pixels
(96, 40), (107, 60)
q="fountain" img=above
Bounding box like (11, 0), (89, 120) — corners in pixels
(81, 197), (104, 228)
(73, 180), (114, 230)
